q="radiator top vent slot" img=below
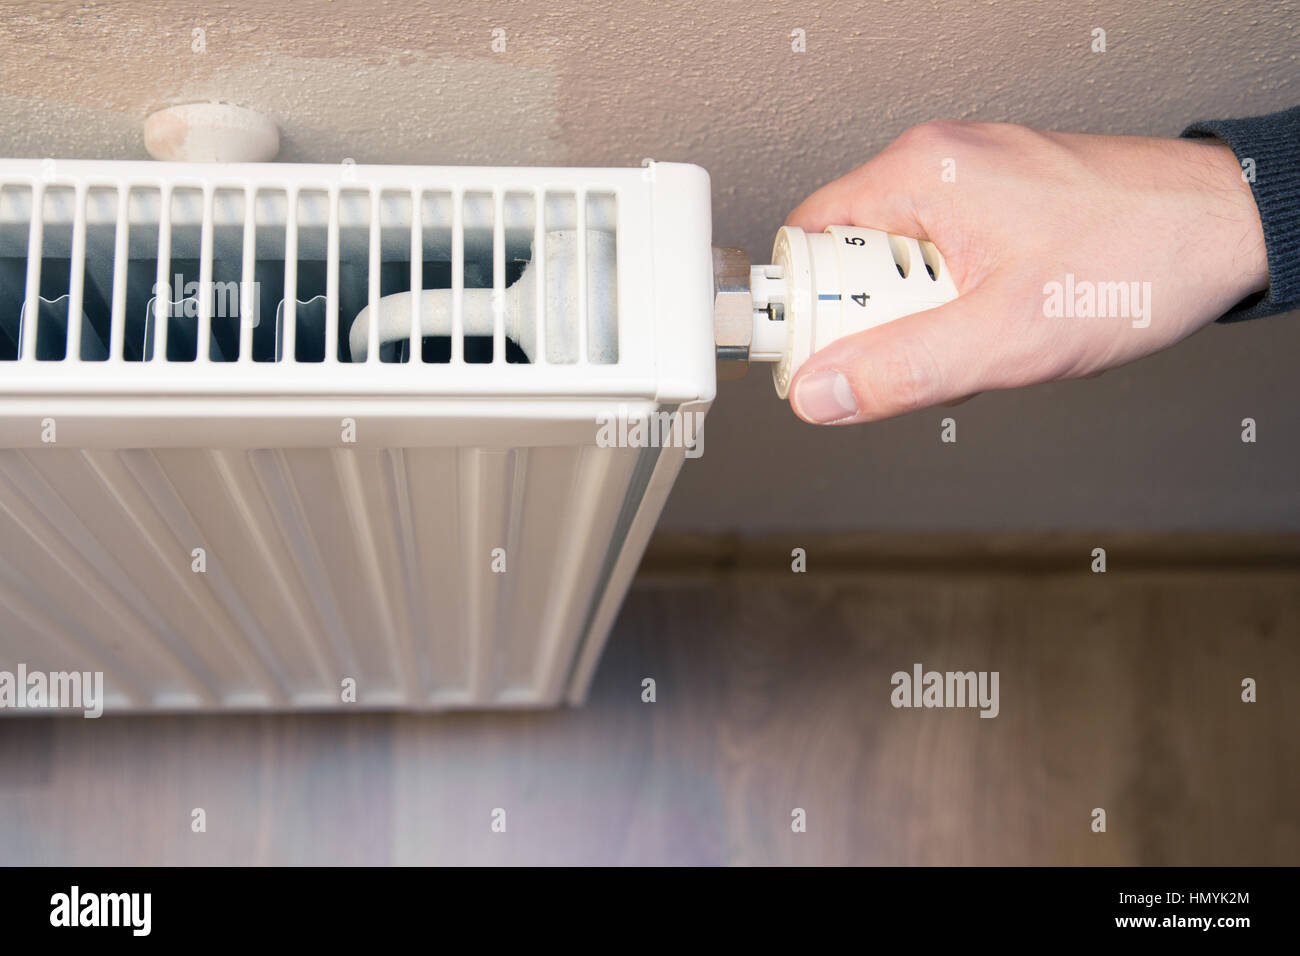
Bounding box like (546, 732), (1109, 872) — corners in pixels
(0, 177), (619, 368)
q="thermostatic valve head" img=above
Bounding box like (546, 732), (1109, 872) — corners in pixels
(712, 226), (959, 397)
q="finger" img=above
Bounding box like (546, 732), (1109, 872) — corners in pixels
(785, 150), (925, 237)
(788, 287), (1020, 424)
(941, 393), (981, 408)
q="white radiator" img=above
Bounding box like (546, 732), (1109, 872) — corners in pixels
(0, 159), (715, 713)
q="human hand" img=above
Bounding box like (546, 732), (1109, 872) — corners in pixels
(784, 121), (1268, 424)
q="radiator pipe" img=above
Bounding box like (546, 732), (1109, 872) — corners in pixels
(347, 230), (616, 363)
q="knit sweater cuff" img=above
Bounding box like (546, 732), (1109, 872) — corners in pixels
(1182, 105), (1300, 321)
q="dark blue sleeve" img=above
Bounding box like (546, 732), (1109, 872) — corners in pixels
(1182, 105), (1300, 321)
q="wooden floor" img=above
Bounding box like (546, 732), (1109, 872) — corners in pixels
(2, 539), (1297, 865)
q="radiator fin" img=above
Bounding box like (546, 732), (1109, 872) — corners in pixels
(0, 444), (645, 710)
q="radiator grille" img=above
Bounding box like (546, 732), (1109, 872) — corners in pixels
(0, 174), (618, 368)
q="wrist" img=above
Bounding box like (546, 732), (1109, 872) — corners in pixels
(1184, 138), (1269, 305)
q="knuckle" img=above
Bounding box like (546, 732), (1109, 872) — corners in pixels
(893, 119), (970, 154)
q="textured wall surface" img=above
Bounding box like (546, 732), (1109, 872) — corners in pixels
(1, 0), (1297, 530)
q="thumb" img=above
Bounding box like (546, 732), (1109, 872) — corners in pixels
(788, 287), (1017, 424)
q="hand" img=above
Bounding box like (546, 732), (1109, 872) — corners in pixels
(784, 120), (1268, 424)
